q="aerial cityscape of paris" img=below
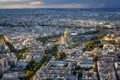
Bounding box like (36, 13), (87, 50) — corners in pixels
(0, 0), (120, 80)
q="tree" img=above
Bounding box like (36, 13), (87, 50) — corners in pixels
(25, 70), (33, 79)
(84, 42), (92, 47)
(61, 52), (66, 59)
(43, 61), (48, 66)
(56, 52), (66, 60)
(56, 54), (61, 60)
(43, 53), (47, 57)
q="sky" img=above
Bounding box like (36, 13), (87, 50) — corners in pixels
(0, 0), (120, 9)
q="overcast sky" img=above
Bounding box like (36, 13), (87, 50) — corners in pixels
(0, 0), (120, 8)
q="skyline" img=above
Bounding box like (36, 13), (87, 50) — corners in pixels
(0, 0), (120, 9)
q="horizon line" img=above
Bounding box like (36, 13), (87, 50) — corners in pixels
(0, 7), (120, 10)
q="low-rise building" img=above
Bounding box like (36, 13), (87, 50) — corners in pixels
(0, 54), (10, 75)
(23, 49), (44, 62)
(115, 62), (120, 80)
(15, 59), (28, 71)
(80, 61), (95, 69)
(97, 56), (117, 80)
(82, 71), (98, 80)
(34, 59), (78, 80)
(7, 53), (17, 67)
(0, 40), (10, 54)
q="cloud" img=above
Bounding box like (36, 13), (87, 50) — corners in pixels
(30, 1), (42, 6)
(0, 0), (43, 8)
(0, 0), (20, 2)
(4, 4), (25, 8)
(41, 0), (120, 8)
(70, 3), (104, 8)
(42, 3), (105, 8)
(0, 0), (120, 8)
